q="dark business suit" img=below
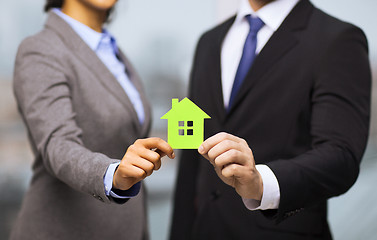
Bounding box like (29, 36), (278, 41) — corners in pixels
(170, 1), (371, 239)
(11, 11), (151, 240)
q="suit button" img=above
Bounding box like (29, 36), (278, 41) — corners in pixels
(92, 194), (104, 202)
(286, 211), (294, 217)
(211, 190), (221, 200)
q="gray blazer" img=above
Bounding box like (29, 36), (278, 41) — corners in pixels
(11, 11), (151, 240)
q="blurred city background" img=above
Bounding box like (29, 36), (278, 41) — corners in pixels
(0, 0), (376, 239)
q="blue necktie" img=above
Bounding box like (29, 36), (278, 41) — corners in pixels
(228, 15), (264, 110)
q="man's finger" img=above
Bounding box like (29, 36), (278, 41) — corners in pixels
(207, 139), (241, 162)
(199, 132), (243, 155)
(214, 149), (250, 168)
(221, 163), (244, 179)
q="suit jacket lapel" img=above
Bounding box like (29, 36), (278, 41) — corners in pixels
(227, 0), (314, 114)
(45, 12), (144, 133)
(118, 50), (152, 137)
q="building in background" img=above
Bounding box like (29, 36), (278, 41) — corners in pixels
(0, 0), (376, 240)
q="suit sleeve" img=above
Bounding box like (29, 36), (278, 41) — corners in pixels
(13, 37), (118, 204)
(267, 26), (371, 221)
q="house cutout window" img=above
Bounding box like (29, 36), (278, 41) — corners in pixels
(178, 120), (194, 136)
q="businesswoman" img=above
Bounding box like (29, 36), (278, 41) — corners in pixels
(10, 0), (174, 239)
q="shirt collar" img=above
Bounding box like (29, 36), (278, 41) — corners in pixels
(235, 0), (300, 31)
(52, 8), (117, 53)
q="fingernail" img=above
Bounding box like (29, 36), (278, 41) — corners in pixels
(172, 152), (175, 159)
(198, 145), (204, 154)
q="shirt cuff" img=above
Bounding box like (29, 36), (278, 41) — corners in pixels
(103, 163), (141, 199)
(110, 182), (141, 199)
(242, 164), (280, 210)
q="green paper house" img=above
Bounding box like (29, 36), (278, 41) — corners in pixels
(161, 98), (211, 149)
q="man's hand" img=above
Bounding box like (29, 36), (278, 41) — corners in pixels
(198, 132), (263, 200)
(113, 138), (175, 190)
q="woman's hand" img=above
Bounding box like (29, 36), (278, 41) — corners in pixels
(113, 138), (175, 190)
(198, 132), (263, 200)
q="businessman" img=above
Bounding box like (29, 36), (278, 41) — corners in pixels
(170, 0), (371, 239)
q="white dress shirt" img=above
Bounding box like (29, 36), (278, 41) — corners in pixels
(221, 0), (300, 210)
